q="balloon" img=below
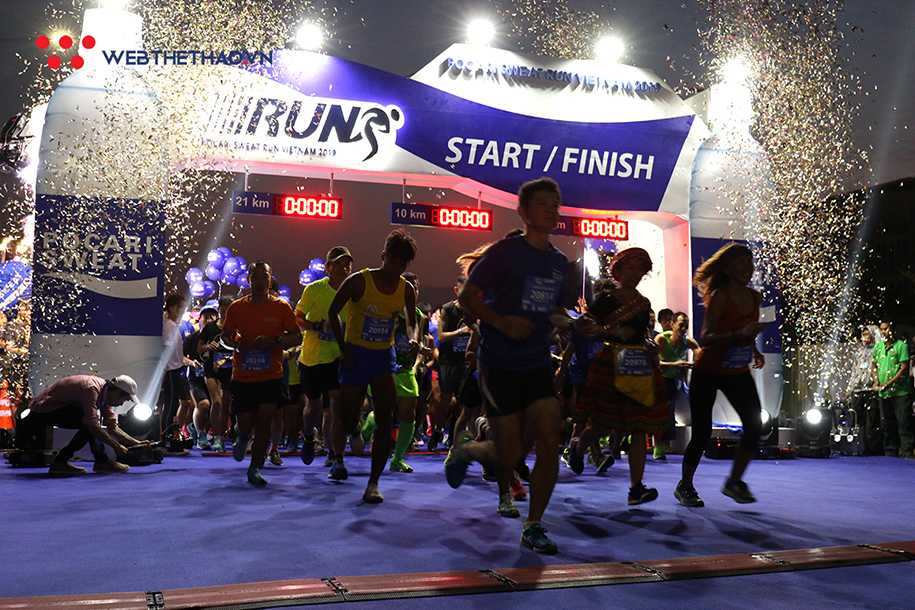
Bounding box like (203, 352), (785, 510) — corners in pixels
(222, 272), (237, 285)
(309, 258), (326, 275)
(207, 249), (226, 268)
(217, 246), (232, 259)
(203, 299), (219, 310)
(278, 285), (291, 299)
(236, 275), (250, 289)
(299, 269), (316, 286)
(202, 281), (216, 298)
(222, 257), (240, 277)
(185, 267), (204, 284)
(189, 281), (206, 298)
(205, 264), (223, 281)
(234, 256), (247, 269)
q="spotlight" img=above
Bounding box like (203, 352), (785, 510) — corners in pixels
(797, 407), (831, 458)
(596, 36), (624, 62)
(584, 248), (601, 279)
(829, 401), (863, 456)
(805, 408), (822, 425)
(466, 19), (495, 46)
(118, 403), (156, 438)
(100, 0), (129, 9)
(296, 23), (324, 50)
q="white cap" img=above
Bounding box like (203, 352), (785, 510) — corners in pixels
(110, 375), (140, 405)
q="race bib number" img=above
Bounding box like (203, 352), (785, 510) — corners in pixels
(616, 348), (652, 376)
(521, 276), (561, 313)
(317, 322), (344, 342)
(213, 350), (233, 369)
(240, 349), (271, 372)
(394, 333), (411, 352)
(453, 333), (470, 352)
(361, 316), (396, 343)
(723, 345), (754, 369)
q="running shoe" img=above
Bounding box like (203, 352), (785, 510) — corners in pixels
(268, 449), (283, 466)
(498, 493), (520, 518)
(324, 453), (335, 468)
(596, 453), (615, 473)
(427, 429), (443, 453)
(247, 467), (267, 486)
(362, 486), (384, 504)
(520, 523), (558, 555)
(49, 461), (86, 475)
(628, 482), (659, 505)
(674, 481), (705, 507)
(197, 439), (212, 451)
(515, 461), (530, 482)
(653, 445), (668, 460)
(444, 431), (474, 489)
(93, 460), (130, 474)
(722, 478), (757, 504)
(211, 438), (226, 453)
(300, 434), (317, 465)
(232, 433), (248, 462)
(481, 465), (497, 482)
(567, 438), (585, 475)
(510, 477), (527, 501)
(349, 433), (365, 456)
(328, 460), (348, 480)
(390, 458), (413, 473)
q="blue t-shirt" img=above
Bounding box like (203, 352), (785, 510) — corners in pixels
(469, 235), (568, 370)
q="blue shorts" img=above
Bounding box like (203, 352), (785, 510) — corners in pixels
(338, 343), (396, 387)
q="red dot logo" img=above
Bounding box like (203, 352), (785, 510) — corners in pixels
(36, 33), (93, 70)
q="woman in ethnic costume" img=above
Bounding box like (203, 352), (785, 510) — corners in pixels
(570, 248), (669, 505)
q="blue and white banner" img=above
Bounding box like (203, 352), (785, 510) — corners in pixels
(32, 194), (165, 336)
(194, 46), (704, 213)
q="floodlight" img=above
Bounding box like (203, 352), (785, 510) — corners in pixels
(596, 36), (624, 62)
(467, 19), (495, 46)
(296, 23), (324, 50)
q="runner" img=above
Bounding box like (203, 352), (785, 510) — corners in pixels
(197, 295), (236, 453)
(327, 229), (419, 503)
(676, 243), (765, 507)
(429, 276), (473, 452)
(295, 246), (354, 478)
(443, 178), (577, 555)
(220, 261), (302, 485)
(569, 248), (670, 504)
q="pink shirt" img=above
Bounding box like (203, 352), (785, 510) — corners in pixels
(28, 375), (117, 427)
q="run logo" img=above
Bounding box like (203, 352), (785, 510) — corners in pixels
(204, 94), (405, 163)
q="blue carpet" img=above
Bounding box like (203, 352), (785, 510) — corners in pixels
(1, 450), (913, 609)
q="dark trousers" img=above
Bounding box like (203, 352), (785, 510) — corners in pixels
(684, 369), (762, 467)
(20, 403), (109, 464)
(878, 393), (914, 456)
(159, 368), (183, 437)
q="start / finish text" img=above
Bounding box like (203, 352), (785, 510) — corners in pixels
(444, 137), (655, 179)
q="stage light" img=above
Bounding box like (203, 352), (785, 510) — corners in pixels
(133, 403), (153, 421)
(467, 19), (495, 46)
(797, 407), (832, 458)
(296, 23), (324, 50)
(99, 0), (129, 9)
(596, 36), (624, 62)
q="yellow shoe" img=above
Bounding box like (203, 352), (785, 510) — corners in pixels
(93, 460), (130, 474)
(49, 461), (86, 475)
